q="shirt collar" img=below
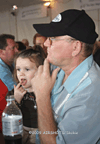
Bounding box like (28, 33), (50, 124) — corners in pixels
(0, 58), (6, 65)
(0, 58), (14, 73)
(63, 55), (93, 93)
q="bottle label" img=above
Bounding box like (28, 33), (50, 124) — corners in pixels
(2, 115), (23, 136)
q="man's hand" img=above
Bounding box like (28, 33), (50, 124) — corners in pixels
(31, 59), (59, 144)
(31, 59), (60, 101)
(14, 83), (26, 104)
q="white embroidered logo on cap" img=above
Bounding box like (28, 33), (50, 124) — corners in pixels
(52, 14), (62, 22)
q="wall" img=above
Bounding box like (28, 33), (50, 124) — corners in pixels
(0, 0), (100, 46)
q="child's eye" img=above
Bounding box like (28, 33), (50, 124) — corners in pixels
(26, 68), (30, 71)
(16, 68), (20, 71)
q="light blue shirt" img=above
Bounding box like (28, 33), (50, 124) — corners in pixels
(0, 58), (16, 91)
(36, 55), (100, 144)
(51, 55), (92, 115)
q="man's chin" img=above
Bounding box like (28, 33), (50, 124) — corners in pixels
(46, 57), (51, 64)
(47, 55), (56, 64)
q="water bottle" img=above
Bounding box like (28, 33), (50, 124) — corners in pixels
(2, 95), (23, 144)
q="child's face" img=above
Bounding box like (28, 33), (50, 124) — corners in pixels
(16, 57), (37, 92)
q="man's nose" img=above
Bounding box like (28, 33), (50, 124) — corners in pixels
(44, 38), (51, 47)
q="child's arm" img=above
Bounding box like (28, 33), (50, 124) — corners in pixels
(14, 83), (27, 104)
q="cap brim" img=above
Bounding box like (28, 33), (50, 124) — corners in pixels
(33, 23), (65, 37)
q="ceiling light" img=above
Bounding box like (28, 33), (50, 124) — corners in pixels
(13, 5), (18, 10)
(44, 2), (51, 7)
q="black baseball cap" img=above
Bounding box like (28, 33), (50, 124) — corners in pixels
(33, 9), (98, 44)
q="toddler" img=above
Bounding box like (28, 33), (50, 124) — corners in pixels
(13, 48), (44, 144)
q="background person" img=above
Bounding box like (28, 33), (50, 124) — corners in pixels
(0, 34), (18, 133)
(32, 9), (100, 144)
(22, 39), (29, 48)
(22, 39), (34, 50)
(93, 40), (100, 66)
(16, 41), (26, 53)
(33, 33), (47, 56)
(0, 34), (18, 91)
(32, 45), (46, 60)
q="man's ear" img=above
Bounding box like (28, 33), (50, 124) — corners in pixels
(72, 41), (82, 57)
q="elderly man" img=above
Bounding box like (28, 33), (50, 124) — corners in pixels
(32, 9), (100, 144)
(0, 34), (18, 132)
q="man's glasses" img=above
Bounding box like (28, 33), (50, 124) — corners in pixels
(8, 45), (17, 50)
(48, 37), (75, 45)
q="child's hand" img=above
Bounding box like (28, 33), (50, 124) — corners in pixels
(14, 83), (27, 104)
